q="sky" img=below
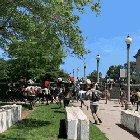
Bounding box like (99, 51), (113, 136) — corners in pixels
(62, 0), (140, 78)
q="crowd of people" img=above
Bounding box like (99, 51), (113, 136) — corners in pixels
(118, 87), (140, 111)
(6, 77), (140, 124)
(19, 78), (79, 109)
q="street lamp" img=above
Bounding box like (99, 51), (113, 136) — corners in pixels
(84, 63), (86, 78)
(96, 55), (100, 83)
(77, 67), (79, 80)
(73, 69), (75, 77)
(125, 34), (132, 109)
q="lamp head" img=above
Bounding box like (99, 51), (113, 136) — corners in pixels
(96, 55), (100, 61)
(125, 34), (132, 45)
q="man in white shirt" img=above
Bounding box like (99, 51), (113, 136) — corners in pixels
(43, 87), (50, 105)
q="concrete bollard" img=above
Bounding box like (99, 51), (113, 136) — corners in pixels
(66, 107), (89, 140)
(120, 110), (140, 135)
(66, 107), (78, 140)
(0, 111), (7, 133)
(6, 109), (12, 128)
(0, 105), (22, 133)
(135, 114), (140, 135)
(72, 107), (89, 140)
(121, 110), (136, 131)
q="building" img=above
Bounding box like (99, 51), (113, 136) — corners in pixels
(134, 49), (140, 83)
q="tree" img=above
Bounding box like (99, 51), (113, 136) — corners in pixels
(124, 61), (136, 75)
(106, 62), (137, 83)
(87, 70), (102, 83)
(0, 59), (9, 82)
(106, 65), (123, 82)
(0, 0), (100, 81)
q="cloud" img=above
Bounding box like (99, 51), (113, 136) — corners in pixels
(86, 31), (140, 57)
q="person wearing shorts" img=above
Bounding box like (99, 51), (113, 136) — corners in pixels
(90, 88), (102, 124)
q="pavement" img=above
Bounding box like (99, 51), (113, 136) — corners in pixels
(71, 99), (140, 140)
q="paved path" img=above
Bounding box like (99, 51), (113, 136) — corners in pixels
(72, 100), (140, 140)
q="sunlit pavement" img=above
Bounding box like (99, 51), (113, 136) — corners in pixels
(71, 100), (140, 140)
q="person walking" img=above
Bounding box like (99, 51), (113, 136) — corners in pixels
(119, 88), (125, 107)
(130, 90), (137, 105)
(136, 88), (140, 111)
(63, 84), (72, 108)
(43, 86), (50, 105)
(90, 87), (102, 125)
(105, 89), (110, 104)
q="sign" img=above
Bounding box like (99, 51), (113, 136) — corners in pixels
(120, 69), (126, 78)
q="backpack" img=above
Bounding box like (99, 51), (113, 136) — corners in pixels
(91, 91), (100, 102)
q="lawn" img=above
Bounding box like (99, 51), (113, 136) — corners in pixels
(90, 124), (108, 140)
(0, 104), (66, 140)
(0, 103), (107, 140)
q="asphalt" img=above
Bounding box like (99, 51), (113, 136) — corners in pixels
(71, 100), (140, 140)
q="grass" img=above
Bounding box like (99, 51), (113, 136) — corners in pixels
(90, 124), (108, 140)
(0, 104), (65, 140)
(0, 103), (107, 140)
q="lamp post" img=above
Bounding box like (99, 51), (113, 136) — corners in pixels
(96, 55), (100, 83)
(77, 67), (79, 80)
(73, 69), (75, 77)
(84, 62), (86, 78)
(125, 35), (132, 109)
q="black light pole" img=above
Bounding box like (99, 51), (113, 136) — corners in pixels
(96, 55), (100, 83)
(73, 69), (75, 77)
(84, 63), (86, 78)
(77, 68), (79, 80)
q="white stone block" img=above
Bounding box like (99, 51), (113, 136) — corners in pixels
(66, 107), (78, 140)
(135, 115), (140, 135)
(66, 107), (89, 140)
(0, 104), (22, 133)
(127, 114), (136, 131)
(0, 111), (7, 133)
(5, 105), (22, 124)
(121, 110), (136, 132)
(17, 105), (22, 121)
(6, 109), (12, 128)
(78, 119), (89, 140)
(11, 106), (17, 124)
(72, 107), (89, 140)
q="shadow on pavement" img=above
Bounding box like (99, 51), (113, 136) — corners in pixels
(58, 119), (67, 139)
(113, 105), (120, 107)
(116, 123), (140, 139)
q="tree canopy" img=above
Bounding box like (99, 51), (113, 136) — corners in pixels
(87, 70), (102, 83)
(0, 0), (100, 81)
(106, 62), (136, 83)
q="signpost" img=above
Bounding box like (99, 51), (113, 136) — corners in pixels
(120, 69), (126, 78)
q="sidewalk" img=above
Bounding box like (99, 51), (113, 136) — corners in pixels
(72, 100), (140, 140)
